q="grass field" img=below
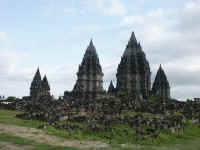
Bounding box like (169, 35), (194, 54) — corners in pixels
(1, 109), (200, 150)
(1, 133), (200, 150)
(0, 134), (79, 150)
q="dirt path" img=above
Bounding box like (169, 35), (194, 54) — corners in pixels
(0, 142), (30, 150)
(0, 123), (108, 149)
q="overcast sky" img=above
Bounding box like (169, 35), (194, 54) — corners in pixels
(0, 0), (200, 100)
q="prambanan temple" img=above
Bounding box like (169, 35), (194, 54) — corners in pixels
(116, 32), (151, 99)
(72, 40), (104, 98)
(30, 68), (50, 99)
(30, 32), (171, 101)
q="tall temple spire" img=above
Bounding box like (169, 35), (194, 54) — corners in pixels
(72, 40), (104, 97)
(41, 75), (50, 96)
(89, 39), (94, 47)
(42, 75), (50, 90)
(116, 32), (141, 94)
(123, 31), (139, 57)
(35, 68), (41, 80)
(116, 32), (151, 100)
(81, 39), (99, 66)
(30, 68), (42, 99)
(31, 68), (42, 86)
(152, 65), (170, 99)
(30, 69), (51, 99)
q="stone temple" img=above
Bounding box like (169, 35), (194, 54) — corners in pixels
(30, 68), (50, 99)
(116, 32), (151, 99)
(72, 40), (104, 98)
(152, 65), (170, 99)
(30, 31), (171, 101)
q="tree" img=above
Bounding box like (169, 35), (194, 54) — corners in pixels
(7, 96), (16, 101)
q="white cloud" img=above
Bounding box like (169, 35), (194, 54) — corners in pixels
(121, 1), (200, 60)
(33, 64), (77, 98)
(0, 51), (31, 97)
(0, 32), (32, 97)
(96, 0), (126, 16)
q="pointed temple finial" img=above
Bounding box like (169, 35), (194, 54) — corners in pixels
(34, 68), (41, 80)
(86, 39), (96, 52)
(129, 31), (137, 43)
(43, 74), (47, 80)
(159, 64), (165, 72)
(36, 67), (40, 73)
(89, 38), (93, 46)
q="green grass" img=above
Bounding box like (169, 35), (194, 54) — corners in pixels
(1, 109), (200, 150)
(1, 134), (200, 150)
(0, 109), (46, 128)
(0, 109), (137, 143)
(0, 133), (80, 150)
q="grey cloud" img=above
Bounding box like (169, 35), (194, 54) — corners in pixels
(171, 85), (200, 100)
(119, 1), (200, 99)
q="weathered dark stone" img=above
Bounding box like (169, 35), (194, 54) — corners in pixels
(30, 68), (42, 99)
(41, 75), (50, 97)
(67, 40), (104, 99)
(17, 96), (70, 122)
(152, 65), (170, 99)
(30, 68), (51, 100)
(116, 32), (151, 100)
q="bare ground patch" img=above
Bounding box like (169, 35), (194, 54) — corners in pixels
(0, 123), (108, 149)
(0, 142), (31, 150)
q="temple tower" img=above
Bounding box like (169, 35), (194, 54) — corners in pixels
(152, 65), (170, 99)
(116, 32), (151, 99)
(30, 68), (42, 99)
(137, 43), (151, 99)
(41, 75), (50, 96)
(73, 40), (104, 96)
